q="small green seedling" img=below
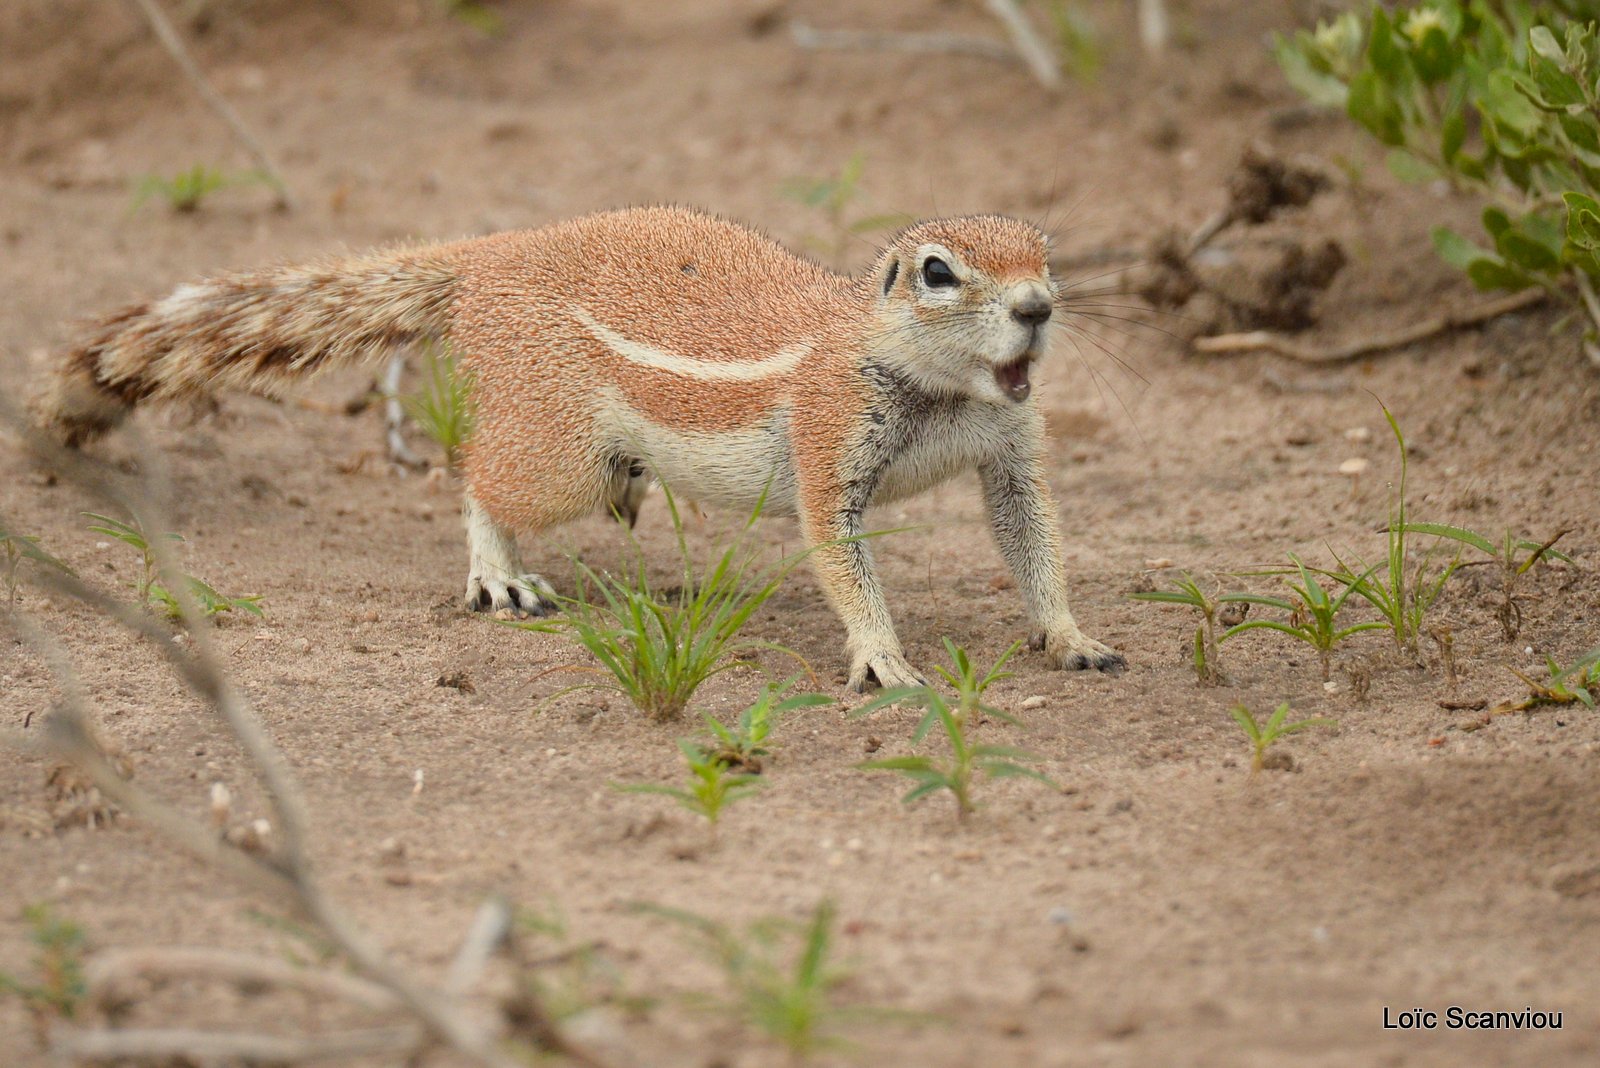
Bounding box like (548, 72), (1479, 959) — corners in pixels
(855, 639), (1055, 818)
(1130, 572), (1257, 684)
(616, 738), (765, 831)
(1327, 405), (1458, 659)
(1231, 702), (1334, 776)
(0, 905), (87, 1043)
(132, 165), (274, 213)
(402, 341), (476, 469)
(698, 677), (833, 773)
(511, 905), (647, 1024)
(1042, 0), (1104, 80)
(83, 512), (263, 620)
(1399, 523), (1572, 640)
(1506, 650), (1600, 712)
(636, 900), (864, 1059)
(1, 529), (74, 610)
(781, 152), (913, 267)
(1225, 556), (1388, 682)
(440, 0), (502, 35)
(525, 489), (814, 720)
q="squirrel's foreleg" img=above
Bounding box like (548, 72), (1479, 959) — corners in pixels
(978, 443), (1124, 673)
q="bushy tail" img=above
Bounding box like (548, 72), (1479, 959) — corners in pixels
(32, 248), (459, 446)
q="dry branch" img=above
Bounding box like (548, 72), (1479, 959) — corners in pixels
(980, 0), (1062, 90)
(52, 1024), (423, 1063)
(789, 22), (1018, 63)
(127, 0), (295, 209)
(5, 409), (615, 1068)
(87, 947), (402, 1013)
(1192, 288), (1548, 364)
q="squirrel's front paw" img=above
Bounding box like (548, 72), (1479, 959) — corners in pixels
(848, 650), (927, 693)
(1030, 630), (1126, 674)
(466, 572), (559, 617)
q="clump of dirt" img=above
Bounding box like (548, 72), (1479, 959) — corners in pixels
(1138, 145), (1345, 334)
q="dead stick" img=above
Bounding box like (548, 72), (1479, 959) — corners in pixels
(1192, 288), (1548, 364)
(789, 22), (1017, 63)
(127, 0), (295, 210)
(87, 947), (401, 1013)
(53, 1024), (422, 1062)
(980, 0), (1062, 90)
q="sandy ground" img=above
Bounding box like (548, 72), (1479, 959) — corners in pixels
(4, 1), (1600, 1065)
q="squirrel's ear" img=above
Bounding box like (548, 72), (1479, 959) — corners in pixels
(880, 257), (900, 298)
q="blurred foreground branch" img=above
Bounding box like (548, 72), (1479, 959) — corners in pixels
(3, 412), (612, 1067)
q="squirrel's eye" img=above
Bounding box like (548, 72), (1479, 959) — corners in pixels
(921, 257), (957, 288)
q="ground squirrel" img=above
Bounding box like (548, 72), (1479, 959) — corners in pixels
(34, 205), (1124, 689)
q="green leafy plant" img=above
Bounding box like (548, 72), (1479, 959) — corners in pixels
(781, 152), (913, 267)
(84, 512), (263, 620)
(0, 905), (87, 1042)
(1130, 572), (1258, 684)
(1398, 523), (1571, 639)
(615, 738), (766, 830)
(1230, 702), (1335, 775)
(1276, 2), (1600, 354)
(523, 489), (816, 721)
(697, 676), (833, 773)
(854, 639), (1055, 818)
(402, 341), (476, 468)
(1224, 555), (1389, 681)
(636, 900), (864, 1059)
(132, 164), (274, 213)
(1, 529), (74, 610)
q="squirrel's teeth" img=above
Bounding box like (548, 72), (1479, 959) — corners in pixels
(995, 358), (1032, 402)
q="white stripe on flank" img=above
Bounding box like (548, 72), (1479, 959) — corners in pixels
(572, 306), (808, 382)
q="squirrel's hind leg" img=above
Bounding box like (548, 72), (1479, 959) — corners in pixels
(462, 492), (558, 616)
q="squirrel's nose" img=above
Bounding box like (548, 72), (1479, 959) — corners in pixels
(1010, 294), (1053, 327)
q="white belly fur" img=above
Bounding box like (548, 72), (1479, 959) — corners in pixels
(598, 388), (800, 515)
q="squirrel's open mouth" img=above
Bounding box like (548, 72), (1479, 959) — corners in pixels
(994, 356), (1033, 402)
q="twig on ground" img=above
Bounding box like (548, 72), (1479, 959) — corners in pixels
(789, 22), (1018, 64)
(51, 1025), (424, 1063)
(1192, 288), (1548, 364)
(86, 947), (402, 1014)
(127, 0), (295, 210)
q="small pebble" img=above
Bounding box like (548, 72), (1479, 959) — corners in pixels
(1020, 695), (1048, 710)
(1343, 426), (1372, 442)
(1047, 907), (1073, 925)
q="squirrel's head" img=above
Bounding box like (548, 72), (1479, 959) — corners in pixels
(867, 216), (1054, 405)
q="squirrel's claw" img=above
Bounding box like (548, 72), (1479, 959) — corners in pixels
(466, 573), (559, 618)
(1032, 630), (1125, 674)
(849, 650), (926, 693)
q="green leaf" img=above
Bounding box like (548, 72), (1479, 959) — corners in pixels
(1366, 7), (1403, 79)
(1399, 521), (1498, 556)
(1411, 25), (1455, 83)
(1441, 110), (1466, 162)
(1432, 226), (1489, 271)
(1229, 705), (1260, 743)
(1349, 70), (1405, 145)
(858, 756), (935, 773)
(1481, 68), (1543, 136)
(1465, 255), (1536, 291)
(1565, 192), (1600, 251)
(1386, 149), (1442, 183)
